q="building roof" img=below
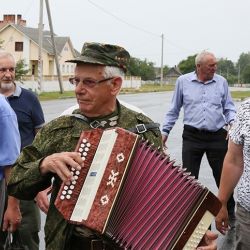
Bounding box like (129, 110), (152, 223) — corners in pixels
(166, 66), (182, 77)
(0, 23), (77, 56)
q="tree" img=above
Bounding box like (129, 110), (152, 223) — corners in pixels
(15, 59), (29, 81)
(217, 58), (237, 85)
(127, 57), (141, 77)
(127, 57), (156, 81)
(242, 64), (250, 83)
(139, 60), (156, 81)
(163, 65), (170, 77)
(237, 52), (250, 83)
(217, 58), (236, 76)
(178, 54), (197, 74)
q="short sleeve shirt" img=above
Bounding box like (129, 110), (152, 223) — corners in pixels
(229, 99), (250, 211)
(0, 94), (20, 179)
(8, 86), (45, 149)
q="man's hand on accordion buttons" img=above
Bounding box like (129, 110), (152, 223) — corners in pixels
(40, 152), (83, 183)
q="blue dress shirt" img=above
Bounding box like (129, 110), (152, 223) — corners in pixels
(162, 72), (236, 135)
(0, 94), (20, 180)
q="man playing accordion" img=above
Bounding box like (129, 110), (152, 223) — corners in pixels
(8, 42), (217, 250)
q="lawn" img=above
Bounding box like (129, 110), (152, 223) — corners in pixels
(37, 84), (249, 101)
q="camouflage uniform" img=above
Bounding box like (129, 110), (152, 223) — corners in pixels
(8, 103), (162, 250)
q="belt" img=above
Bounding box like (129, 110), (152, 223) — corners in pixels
(69, 233), (117, 250)
(69, 234), (104, 250)
(184, 125), (223, 134)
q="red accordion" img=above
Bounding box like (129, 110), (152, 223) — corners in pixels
(55, 127), (221, 250)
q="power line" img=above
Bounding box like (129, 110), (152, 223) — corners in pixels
(87, 0), (160, 38)
(87, 1), (195, 56)
(166, 39), (196, 54)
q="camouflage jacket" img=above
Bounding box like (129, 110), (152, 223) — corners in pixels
(8, 103), (162, 250)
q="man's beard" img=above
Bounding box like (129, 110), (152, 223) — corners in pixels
(0, 82), (14, 90)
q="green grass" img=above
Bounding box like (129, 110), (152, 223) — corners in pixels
(37, 85), (250, 101)
(230, 91), (250, 100)
(38, 91), (75, 101)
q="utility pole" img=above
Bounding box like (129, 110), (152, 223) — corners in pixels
(160, 33), (164, 86)
(38, 0), (43, 92)
(45, 0), (64, 93)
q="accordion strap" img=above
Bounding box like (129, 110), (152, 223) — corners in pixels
(128, 122), (160, 134)
(69, 114), (89, 122)
(69, 114), (159, 134)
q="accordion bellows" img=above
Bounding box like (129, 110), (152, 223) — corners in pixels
(55, 127), (221, 250)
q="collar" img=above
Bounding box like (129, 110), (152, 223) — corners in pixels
(191, 71), (216, 84)
(72, 101), (120, 129)
(9, 84), (22, 97)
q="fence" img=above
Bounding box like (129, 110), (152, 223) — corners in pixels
(18, 76), (141, 93)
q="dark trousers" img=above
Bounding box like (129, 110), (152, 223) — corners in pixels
(0, 199), (40, 250)
(182, 125), (235, 216)
(67, 234), (122, 250)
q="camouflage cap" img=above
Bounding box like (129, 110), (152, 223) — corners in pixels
(66, 42), (130, 72)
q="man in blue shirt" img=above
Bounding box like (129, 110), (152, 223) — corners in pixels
(162, 51), (236, 223)
(0, 51), (46, 250)
(0, 93), (21, 231)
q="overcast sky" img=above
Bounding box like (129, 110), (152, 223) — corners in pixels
(1, 0), (250, 67)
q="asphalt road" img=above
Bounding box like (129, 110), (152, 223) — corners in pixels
(38, 91), (240, 249)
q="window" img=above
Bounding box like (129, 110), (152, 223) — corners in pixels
(32, 65), (35, 75)
(15, 42), (23, 51)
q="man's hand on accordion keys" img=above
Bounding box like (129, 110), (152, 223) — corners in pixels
(40, 152), (84, 183)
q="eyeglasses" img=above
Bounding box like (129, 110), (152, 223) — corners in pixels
(0, 67), (15, 73)
(69, 77), (114, 88)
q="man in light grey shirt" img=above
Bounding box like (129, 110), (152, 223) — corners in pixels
(162, 51), (236, 223)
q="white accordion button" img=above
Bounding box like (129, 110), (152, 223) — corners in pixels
(66, 195), (71, 199)
(70, 185), (75, 189)
(60, 195), (65, 200)
(68, 190), (73, 195)
(75, 171), (80, 175)
(82, 152), (87, 156)
(81, 157), (86, 161)
(80, 143), (85, 148)
(84, 147), (89, 152)
(79, 148), (83, 152)
(82, 139), (87, 143)
(64, 186), (69, 190)
(62, 190), (67, 195)
(86, 143), (91, 147)
(72, 180), (76, 185)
